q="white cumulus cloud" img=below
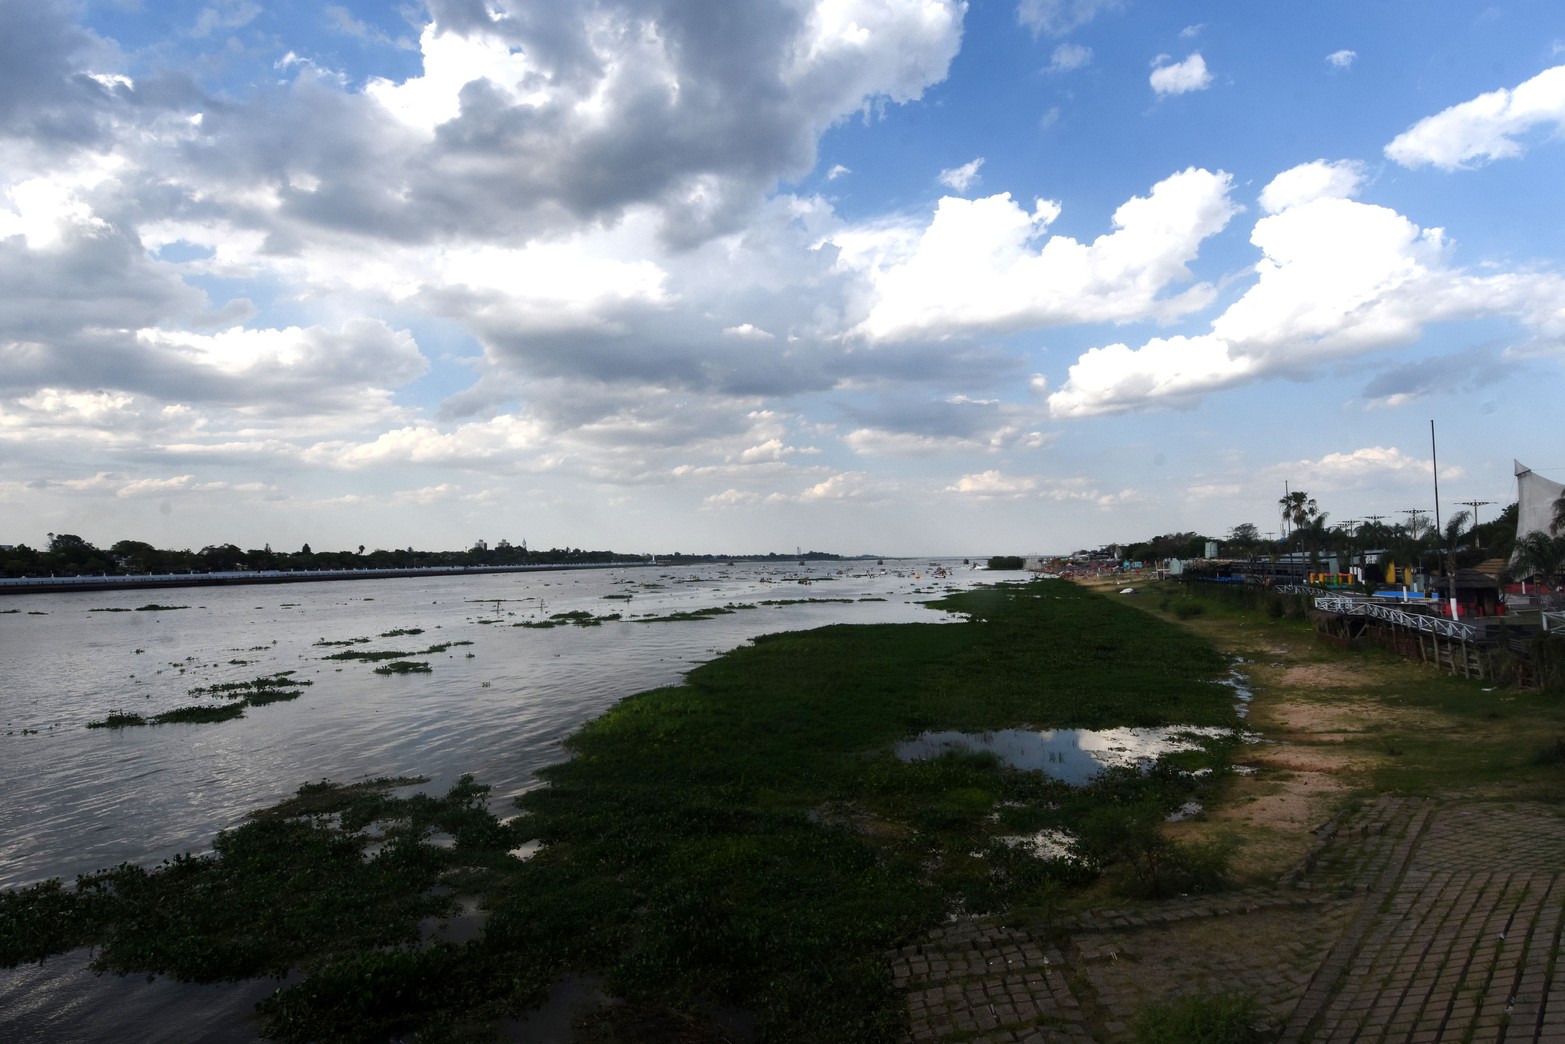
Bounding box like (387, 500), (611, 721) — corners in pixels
(1150, 53), (1212, 96)
(938, 157), (985, 191)
(845, 168), (1237, 342)
(1048, 43), (1092, 73)
(1257, 159), (1365, 214)
(947, 470), (1038, 497)
(1385, 65), (1565, 169)
(1046, 160), (1565, 418)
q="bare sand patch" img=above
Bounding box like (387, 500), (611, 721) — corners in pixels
(1272, 662), (1367, 689)
(1256, 699), (1385, 737)
(1225, 753), (1352, 827)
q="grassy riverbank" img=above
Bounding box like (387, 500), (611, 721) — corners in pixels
(1108, 576), (1565, 881)
(2, 581), (1252, 1042)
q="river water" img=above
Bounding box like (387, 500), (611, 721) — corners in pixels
(0, 559), (984, 1042)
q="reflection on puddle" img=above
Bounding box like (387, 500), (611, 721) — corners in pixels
(990, 829), (1079, 861)
(896, 725), (1239, 786)
(1223, 660), (1255, 717)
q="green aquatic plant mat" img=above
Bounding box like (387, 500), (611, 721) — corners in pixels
(5, 582), (1243, 1042)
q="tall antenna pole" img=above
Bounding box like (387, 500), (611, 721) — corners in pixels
(1430, 420), (1442, 540)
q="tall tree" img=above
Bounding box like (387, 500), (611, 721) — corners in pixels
(1438, 509), (1472, 578)
(1226, 523), (1260, 555)
(1509, 531), (1565, 586)
(1278, 491), (1319, 546)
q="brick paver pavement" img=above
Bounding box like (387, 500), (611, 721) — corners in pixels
(888, 798), (1565, 1042)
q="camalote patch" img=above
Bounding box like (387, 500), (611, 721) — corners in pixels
(5, 581), (1250, 1041)
(85, 674), (313, 728)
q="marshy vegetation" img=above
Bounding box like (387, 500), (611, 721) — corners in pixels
(515, 610), (623, 628)
(86, 673), (315, 728)
(8, 581), (1249, 1042)
(629, 603), (748, 622)
(319, 640), (474, 662)
(373, 660), (433, 675)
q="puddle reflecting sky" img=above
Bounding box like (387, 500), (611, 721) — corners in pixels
(896, 725), (1237, 786)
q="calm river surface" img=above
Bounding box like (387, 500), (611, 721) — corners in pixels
(0, 559), (984, 1041)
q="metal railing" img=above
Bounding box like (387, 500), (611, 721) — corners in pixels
(1545, 611), (1565, 634)
(1313, 596), (1480, 642)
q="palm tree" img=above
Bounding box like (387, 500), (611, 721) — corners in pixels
(1552, 492), (1565, 534)
(1278, 491), (1319, 546)
(1438, 509), (1472, 578)
(1508, 531), (1565, 587)
(1296, 512), (1332, 570)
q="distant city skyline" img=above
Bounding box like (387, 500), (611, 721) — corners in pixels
(2, 1), (1562, 556)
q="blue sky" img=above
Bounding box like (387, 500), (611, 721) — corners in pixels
(2, 0), (1563, 556)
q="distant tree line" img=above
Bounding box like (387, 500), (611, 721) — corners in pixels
(0, 534), (633, 579)
(651, 550), (851, 564)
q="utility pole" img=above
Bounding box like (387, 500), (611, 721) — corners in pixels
(1401, 509), (1426, 538)
(1459, 500), (1495, 549)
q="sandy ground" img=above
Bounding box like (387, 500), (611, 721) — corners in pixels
(1077, 576), (1378, 875)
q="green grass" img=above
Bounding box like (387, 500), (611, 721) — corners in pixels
(1155, 577), (1565, 808)
(12, 581), (1246, 1042)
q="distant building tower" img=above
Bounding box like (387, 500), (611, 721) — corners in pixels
(1205, 541), (1218, 559)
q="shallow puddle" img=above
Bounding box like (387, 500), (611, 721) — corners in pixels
(896, 724), (1238, 786)
(990, 829), (1080, 861)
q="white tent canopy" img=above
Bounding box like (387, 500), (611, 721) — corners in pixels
(1512, 460), (1565, 563)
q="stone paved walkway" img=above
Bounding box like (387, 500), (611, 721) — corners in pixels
(887, 797), (1565, 1042)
